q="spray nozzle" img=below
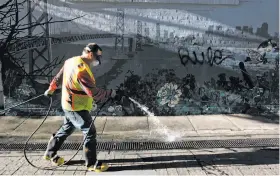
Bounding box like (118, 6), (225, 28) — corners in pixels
(111, 90), (136, 115)
(113, 89), (127, 102)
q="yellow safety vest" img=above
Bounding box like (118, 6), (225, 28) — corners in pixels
(61, 56), (95, 111)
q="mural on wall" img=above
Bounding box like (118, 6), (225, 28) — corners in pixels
(2, 0), (279, 117)
(109, 62), (279, 116)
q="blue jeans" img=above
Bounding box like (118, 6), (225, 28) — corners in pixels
(45, 109), (97, 167)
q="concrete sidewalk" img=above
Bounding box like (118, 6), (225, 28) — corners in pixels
(0, 114), (278, 142)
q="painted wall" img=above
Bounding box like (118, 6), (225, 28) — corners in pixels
(5, 0), (279, 116)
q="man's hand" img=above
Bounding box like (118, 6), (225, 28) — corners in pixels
(111, 89), (117, 98)
(44, 89), (54, 97)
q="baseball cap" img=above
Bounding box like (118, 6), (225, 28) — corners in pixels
(85, 43), (102, 53)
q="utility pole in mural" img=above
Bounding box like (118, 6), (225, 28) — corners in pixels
(144, 27), (150, 45)
(115, 8), (125, 56)
(156, 23), (160, 45)
(136, 20), (143, 51)
(27, 0), (52, 81)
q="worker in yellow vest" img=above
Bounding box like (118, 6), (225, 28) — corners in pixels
(43, 43), (117, 172)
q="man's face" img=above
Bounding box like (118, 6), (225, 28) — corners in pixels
(90, 49), (102, 66)
(96, 49), (102, 61)
(89, 49), (102, 61)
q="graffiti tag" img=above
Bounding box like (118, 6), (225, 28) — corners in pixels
(246, 49), (264, 62)
(178, 46), (234, 66)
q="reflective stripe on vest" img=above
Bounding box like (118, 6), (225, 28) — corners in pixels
(61, 56), (95, 111)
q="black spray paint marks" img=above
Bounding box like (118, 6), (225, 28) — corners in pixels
(239, 62), (254, 89)
(178, 46), (234, 66)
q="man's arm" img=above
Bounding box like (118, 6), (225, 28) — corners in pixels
(48, 65), (64, 93)
(77, 69), (112, 104)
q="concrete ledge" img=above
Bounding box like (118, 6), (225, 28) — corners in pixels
(104, 116), (148, 132)
(188, 115), (240, 131)
(0, 114), (278, 142)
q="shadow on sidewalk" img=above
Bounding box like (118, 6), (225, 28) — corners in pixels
(65, 148), (279, 172)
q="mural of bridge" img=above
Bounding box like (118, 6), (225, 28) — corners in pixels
(10, 33), (116, 53)
(3, 0), (279, 117)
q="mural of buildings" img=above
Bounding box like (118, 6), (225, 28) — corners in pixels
(256, 22), (269, 38)
(236, 22), (277, 40)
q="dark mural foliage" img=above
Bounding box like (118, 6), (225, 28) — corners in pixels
(115, 65), (279, 116)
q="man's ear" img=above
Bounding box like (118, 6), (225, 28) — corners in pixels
(90, 52), (94, 59)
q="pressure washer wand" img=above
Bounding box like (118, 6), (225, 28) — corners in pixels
(0, 94), (44, 115)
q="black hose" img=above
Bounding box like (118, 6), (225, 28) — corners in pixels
(1, 93), (110, 170)
(22, 96), (110, 170)
(0, 94), (44, 115)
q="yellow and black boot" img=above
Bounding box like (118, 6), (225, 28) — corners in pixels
(43, 155), (65, 166)
(87, 161), (109, 172)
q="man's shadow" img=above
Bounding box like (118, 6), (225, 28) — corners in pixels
(64, 148), (279, 172)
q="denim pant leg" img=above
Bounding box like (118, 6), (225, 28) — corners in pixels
(70, 110), (97, 167)
(45, 115), (75, 158)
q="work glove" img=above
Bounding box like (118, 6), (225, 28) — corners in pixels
(44, 88), (54, 97)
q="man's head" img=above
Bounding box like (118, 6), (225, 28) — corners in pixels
(82, 43), (102, 66)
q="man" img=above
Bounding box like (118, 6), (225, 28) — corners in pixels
(43, 43), (116, 172)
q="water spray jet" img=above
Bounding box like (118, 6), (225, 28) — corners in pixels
(128, 97), (182, 142)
